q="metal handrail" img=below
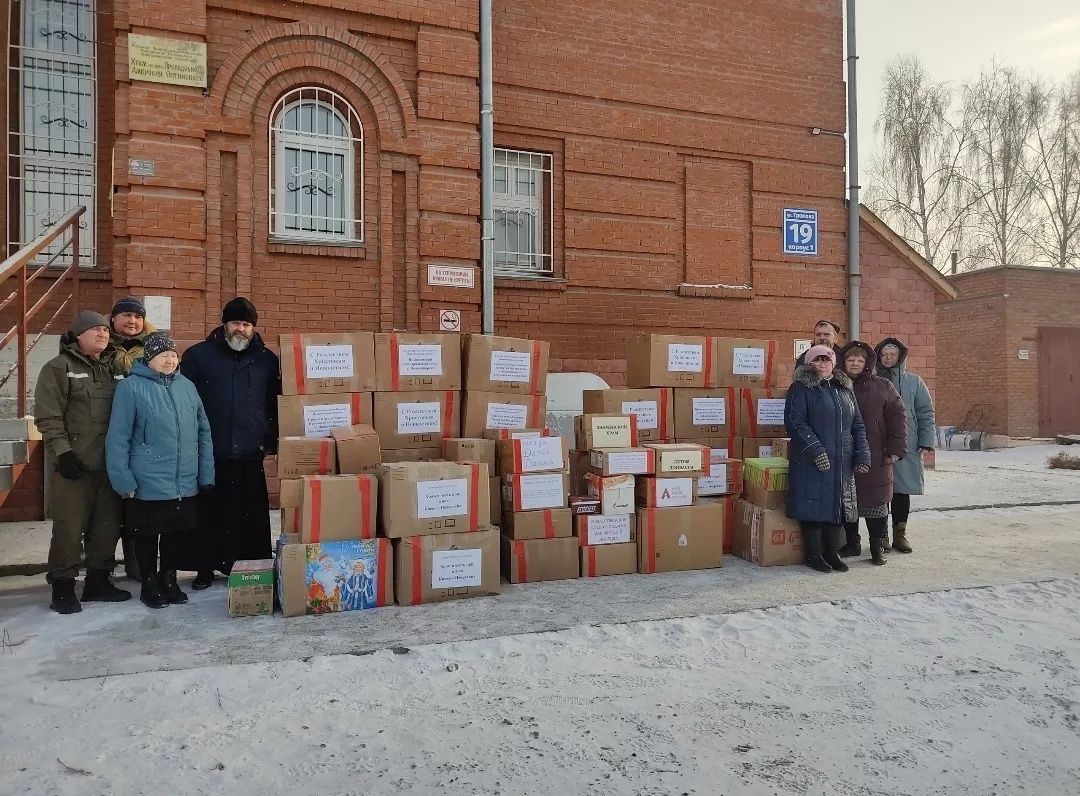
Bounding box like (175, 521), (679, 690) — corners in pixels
(0, 206), (85, 416)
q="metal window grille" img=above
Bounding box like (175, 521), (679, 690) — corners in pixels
(269, 87), (363, 243)
(493, 148), (552, 275)
(6, 0), (96, 266)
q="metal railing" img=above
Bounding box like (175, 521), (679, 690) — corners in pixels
(0, 205), (84, 416)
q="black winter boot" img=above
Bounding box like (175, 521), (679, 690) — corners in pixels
(159, 570), (188, 605)
(838, 522), (862, 558)
(140, 575), (169, 609)
(801, 525), (833, 573)
(81, 569), (132, 602)
(822, 525), (849, 572)
(192, 571), (215, 590)
(49, 578), (82, 614)
(870, 536), (888, 566)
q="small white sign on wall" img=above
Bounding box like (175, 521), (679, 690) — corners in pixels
(143, 296), (171, 330)
(1018, 350), (1030, 360)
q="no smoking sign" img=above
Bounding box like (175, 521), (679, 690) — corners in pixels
(439, 309), (461, 331)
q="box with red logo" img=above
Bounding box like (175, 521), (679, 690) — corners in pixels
(502, 507), (572, 540)
(581, 388), (674, 443)
(298, 474), (377, 544)
(580, 542), (637, 577)
(279, 333), (376, 396)
(393, 527), (501, 606)
(378, 461), (490, 538)
(739, 388), (789, 439)
(462, 334), (549, 395)
(374, 333), (461, 392)
(501, 536), (579, 584)
(635, 476), (698, 508)
(732, 497), (803, 566)
(636, 502), (725, 574)
(277, 437), (337, 479)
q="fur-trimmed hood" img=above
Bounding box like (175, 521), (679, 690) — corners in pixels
(793, 362), (853, 390)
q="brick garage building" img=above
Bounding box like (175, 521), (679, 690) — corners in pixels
(937, 266), (1080, 438)
(3, 0), (944, 387)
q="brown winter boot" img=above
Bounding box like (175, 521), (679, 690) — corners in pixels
(892, 522), (912, 553)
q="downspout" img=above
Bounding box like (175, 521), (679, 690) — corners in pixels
(846, 0), (861, 340)
(480, 0), (495, 334)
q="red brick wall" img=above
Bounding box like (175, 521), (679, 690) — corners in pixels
(937, 267), (1080, 437)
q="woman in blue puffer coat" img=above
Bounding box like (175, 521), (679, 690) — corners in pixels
(106, 332), (214, 609)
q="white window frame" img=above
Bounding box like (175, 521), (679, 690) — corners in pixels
(493, 147), (553, 276)
(269, 87), (363, 244)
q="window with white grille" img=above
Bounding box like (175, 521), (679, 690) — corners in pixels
(269, 88), (363, 243)
(6, 0), (96, 265)
(494, 148), (552, 275)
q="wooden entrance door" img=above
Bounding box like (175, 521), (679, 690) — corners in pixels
(1038, 327), (1080, 436)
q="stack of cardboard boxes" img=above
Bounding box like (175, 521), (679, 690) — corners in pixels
(733, 456), (802, 567)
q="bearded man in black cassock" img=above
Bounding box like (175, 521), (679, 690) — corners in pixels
(178, 297), (280, 589)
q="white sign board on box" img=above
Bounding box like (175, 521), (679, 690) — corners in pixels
(397, 402), (442, 434)
(427, 264), (476, 288)
(783, 208), (819, 256)
(514, 473), (566, 511)
(594, 450), (651, 474)
(654, 478), (695, 507)
(302, 403), (351, 437)
(398, 344), (443, 376)
(733, 347), (766, 376)
(306, 345), (354, 379)
(692, 397), (726, 425)
(621, 400), (658, 429)
(416, 478), (469, 518)
(431, 549), (483, 588)
(517, 437), (564, 472)
(756, 399), (786, 425)
(667, 344), (703, 372)
(489, 350), (531, 382)
(486, 402), (529, 429)
(698, 463), (729, 496)
(582, 515), (632, 545)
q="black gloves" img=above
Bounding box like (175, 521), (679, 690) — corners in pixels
(57, 451), (85, 481)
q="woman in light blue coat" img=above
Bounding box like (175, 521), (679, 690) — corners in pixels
(107, 333), (214, 608)
(874, 337), (936, 554)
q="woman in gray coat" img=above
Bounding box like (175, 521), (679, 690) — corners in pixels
(874, 337), (936, 554)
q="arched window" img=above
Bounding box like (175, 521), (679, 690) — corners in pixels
(269, 87), (363, 243)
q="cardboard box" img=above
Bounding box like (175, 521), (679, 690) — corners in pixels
(502, 507), (572, 540)
(299, 474), (378, 543)
(733, 498), (802, 566)
(379, 461), (491, 538)
(714, 337), (779, 388)
(580, 542), (637, 577)
(372, 390), (460, 450)
(626, 333), (718, 389)
(584, 472), (635, 515)
(382, 447), (443, 463)
(588, 448), (656, 476)
(462, 391), (546, 438)
(374, 332), (462, 392)
(569, 495), (601, 516)
(636, 476), (698, 508)
(502, 536), (580, 584)
(574, 512), (637, 546)
(278, 393), (373, 438)
(483, 427), (552, 441)
(569, 449), (592, 495)
(228, 559), (274, 617)
(637, 503), (725, 574)
(501, 472), (570, 512)
(490, 476), (502, 526)
(739, 388), (790, 439)
(281, 508), (298, 534)
(574, 414), (638, 450)
(642, 443), (710, 476)
(677, 438), (745, 461)
(278, 538), (393, 616)
(280, 332), (376, 395)
(497, 436), (569, 474)
(742, 457), (789, 511)
(332, 424), (382, 475)
(442, 438), (497, 474)
(697, 458), (743, 497)
(673, 387), (741, 442)
(581, 388), (674, 442)
(462, 334), (549, 395)
(280, 478), (302, 533)
(699, 495), (737, 554)
(772, 438), (791, 459)
(744, 438), (777, 459)
(277, 437), (337, 479)
(393, 527), (501, 606)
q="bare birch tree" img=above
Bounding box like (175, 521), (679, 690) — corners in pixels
(1028, 70), (1080, 268)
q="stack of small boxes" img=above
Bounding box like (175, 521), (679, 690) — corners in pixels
(733, 455), (802, 567)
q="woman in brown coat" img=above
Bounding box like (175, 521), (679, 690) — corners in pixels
(838, 342), (908, 565)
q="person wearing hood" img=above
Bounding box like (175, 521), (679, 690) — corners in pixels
(874, 337), (936, 553)
(106, 333), (214, 608)
(838, 342), (908, 565)
(784, 345), (871, 573)
(34, 311), (130, 613)
(178, 298), (280, 589)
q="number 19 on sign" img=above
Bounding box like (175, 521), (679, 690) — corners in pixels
(783, 208), (818, 256)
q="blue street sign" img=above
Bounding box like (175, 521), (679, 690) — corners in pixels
(783, 208), (818, 256)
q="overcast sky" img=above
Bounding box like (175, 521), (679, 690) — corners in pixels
(855, 0), (1080, 161)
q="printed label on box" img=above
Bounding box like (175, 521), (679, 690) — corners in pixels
(398, 344), (443, 376)
(757, 444), (774, 457)
(698, 464), (729, 496)
(757, 398), (786, 426)
(486, 402), (529, 429)
(667, 343), (703, 373)
(516, 473), (566, 510)
(655, 478), (694, 507)
(587, 419), (631, 447)
(489, 350), (531, 382)
(305, 344), (354, 379)
(431, 548), (483, 588)
(621, 400), (657, 429)
(518, 437), (564, 471)
(733, 347), (766, 376)
(709, 448), (729, 464)
(597, 450), (651, 474)
(416, 478), (469, 518)
(660, 450), (703, 472)
(583, 514), (632, 545)
(397, 402), (442, 434)
(302, 403), (352, 437)
(692, 397), (727, 425)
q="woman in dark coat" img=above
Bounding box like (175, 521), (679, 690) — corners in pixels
(784, 345), (871, 573)
(837, 342), (908, 565)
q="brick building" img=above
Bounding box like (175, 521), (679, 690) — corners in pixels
(937, 266), (1080, 438)
(3, 0), (944, 388)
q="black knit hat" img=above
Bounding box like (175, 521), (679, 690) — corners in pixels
(111, 297), (146, 319)
(222, 297), (258, 326)
(142, 332), (176, 364)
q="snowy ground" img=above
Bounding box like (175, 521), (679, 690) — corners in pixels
(0, 446), (1078, 794)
